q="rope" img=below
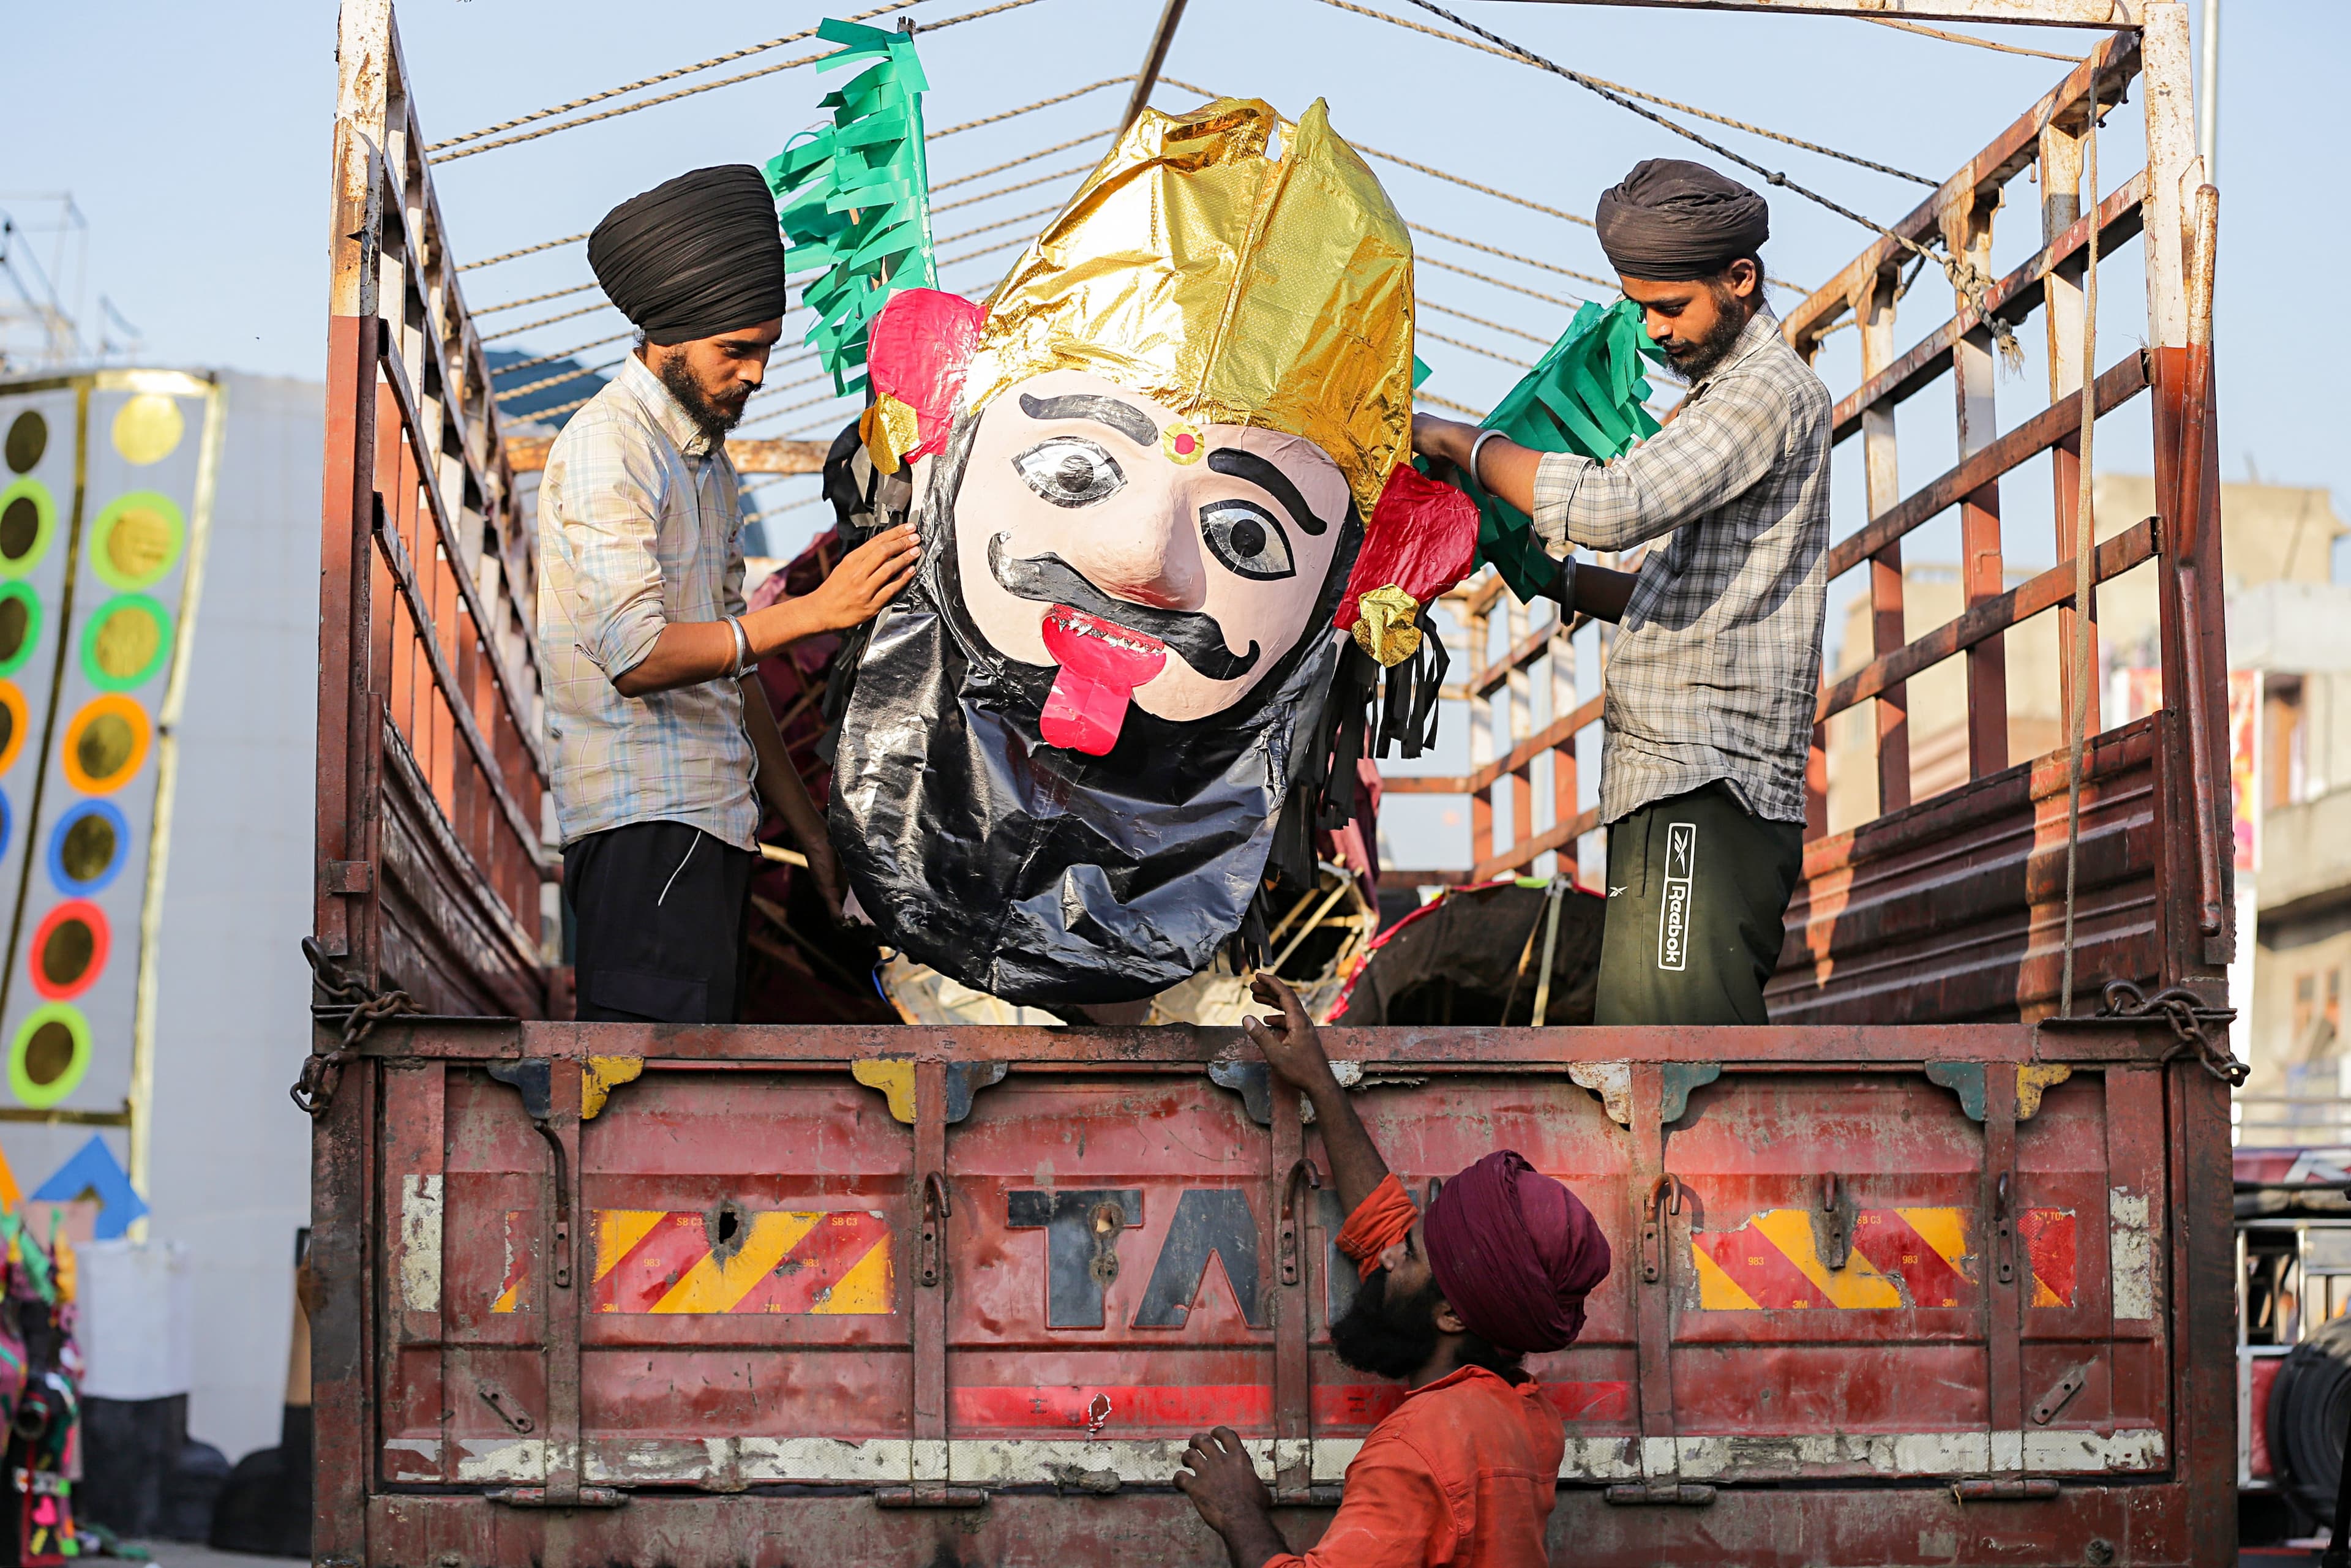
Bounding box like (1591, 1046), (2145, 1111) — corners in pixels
(1418, 298), (1554, 347)
(932, 200), (1065, 249)
(933, 127), (1116, 190)
(1418, 253), (1584, 311)
(1409, 222), (1616, 292)
(481, 300), (615, 343)
(433, 0), (1051, 162)
(493, 357), (624, 403)
(936, 232), (1034, 271)
(1395, 0), (2022, 368)
(492, 330), (635, 377)
(475, 280), (601, 317)
(1418, 328), (1533, 371)
(463, 230), (592, 272)
(934, 159), (1095, 214)
(429, 1), (941, 152)
(516, 388), (601, 422)
(1327, 0), (1936, 187)
(1360, 139), (1593, 230)
(1863, 16), (2086, 63)
(930, 75), (1133, 139)
(1415, 390), (1488, 419)
(2059, 117), (2100, 1018)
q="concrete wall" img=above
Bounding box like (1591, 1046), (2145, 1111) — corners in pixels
(141, 370), (321, 1459)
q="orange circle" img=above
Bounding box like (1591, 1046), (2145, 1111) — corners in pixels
(28, 901), (106, 1001)
(60, 695), (150, 795)
(0, 681), (23, 779)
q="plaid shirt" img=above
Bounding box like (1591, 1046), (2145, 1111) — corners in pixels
(1531, 309), (1831, 825)
(537, 354), (758, 850)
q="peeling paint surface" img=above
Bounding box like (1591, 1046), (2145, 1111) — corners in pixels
(396, 1173), (441, 1315)
(1568, 1061), (1632, 1126)
(2111, 1187), (2155, 1318)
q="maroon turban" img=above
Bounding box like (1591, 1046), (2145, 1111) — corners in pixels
(1423, 1150), (1610, 1354)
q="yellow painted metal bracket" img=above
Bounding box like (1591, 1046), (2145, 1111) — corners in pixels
(580, 1056), (645, 1121)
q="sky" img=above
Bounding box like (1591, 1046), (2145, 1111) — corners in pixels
(3, 0), (2339, 865)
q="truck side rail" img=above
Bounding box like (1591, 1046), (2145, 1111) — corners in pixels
(318, 0), (553, 1016)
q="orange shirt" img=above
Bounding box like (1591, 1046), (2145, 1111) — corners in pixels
(1262, 1176), (1566, 1568)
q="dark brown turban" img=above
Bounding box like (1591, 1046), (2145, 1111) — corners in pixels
(1423, 1150), (1611, 1354)
(1594, 158), (1771, 282)
(588, 165), (789, 346)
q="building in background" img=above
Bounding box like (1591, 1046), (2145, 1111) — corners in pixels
(1824, 475), (2350, 1139)
(0, 366), (323, 1464)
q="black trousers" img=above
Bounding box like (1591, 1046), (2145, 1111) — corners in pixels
(564, 820), (756, 1024)
(1594, 782), (1805, 1026)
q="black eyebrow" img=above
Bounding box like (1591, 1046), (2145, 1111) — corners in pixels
(1206, 447), (1329, 536)
(1017, 392), (1158, 448)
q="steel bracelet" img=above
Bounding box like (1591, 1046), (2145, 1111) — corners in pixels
(1468, 428), (1505, 490)
(724, 615), (752, 680)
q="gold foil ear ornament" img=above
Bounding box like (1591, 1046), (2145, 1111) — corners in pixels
(1351, 584), (1422, 667)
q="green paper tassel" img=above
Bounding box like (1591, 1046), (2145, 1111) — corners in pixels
(764, 19), (939, 396)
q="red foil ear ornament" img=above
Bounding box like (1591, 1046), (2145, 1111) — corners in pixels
(1337, 463), (1482, 666)
(864, 288), (986, 467)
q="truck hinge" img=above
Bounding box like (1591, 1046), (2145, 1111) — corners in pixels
(1953, 1478), (2061, 1502)
(485, 1486), (628, 1509)
(873, 1485), (988, 1509)
(1604, 1483), (1715, 1507)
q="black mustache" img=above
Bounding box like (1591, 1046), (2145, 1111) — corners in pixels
(987, 533), (1261, 682)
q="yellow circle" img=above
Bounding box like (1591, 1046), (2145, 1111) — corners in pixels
(92, 602), (161, 680)
(0, 682), (24, 778)
(61, 696), (150, 794)
(111, 395), (184, 465)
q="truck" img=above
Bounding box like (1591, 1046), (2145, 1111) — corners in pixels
(306, 1), (2241, 1562)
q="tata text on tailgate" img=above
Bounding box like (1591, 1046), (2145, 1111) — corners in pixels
(309, 1), (2238, 1564)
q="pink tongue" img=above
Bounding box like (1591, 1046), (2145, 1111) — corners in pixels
(1041, 665), (1136, 756)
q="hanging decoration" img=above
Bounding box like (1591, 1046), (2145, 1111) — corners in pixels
(766, 18), (939, 397)
(1460, 297), (1666, 603)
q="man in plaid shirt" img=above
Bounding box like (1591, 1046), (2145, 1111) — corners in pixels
(1414, 159), (1829, 1025)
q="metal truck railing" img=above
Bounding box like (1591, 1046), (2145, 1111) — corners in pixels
(1383, 15), (2228, 1027)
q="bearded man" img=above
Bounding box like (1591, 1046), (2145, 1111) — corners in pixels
(539, 164), (919, 1023)
(1177, 974), (1610, 1566)
(1414, 158), (1833, 1027)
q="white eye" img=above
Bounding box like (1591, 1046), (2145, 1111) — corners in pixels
(1199, 498), (1295, 581)
(1013, 437), (1125, 508)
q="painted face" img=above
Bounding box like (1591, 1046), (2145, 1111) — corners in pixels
(934, 369), (1351, 755)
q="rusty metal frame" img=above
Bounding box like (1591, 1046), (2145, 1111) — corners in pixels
(319, 0), (552, 1018)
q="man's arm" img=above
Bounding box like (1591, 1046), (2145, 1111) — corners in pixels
(1412, 377), (1782, 553)
(740, 675), (846, 920)
(612, 525), (921, 697)
(1245, 975), (1388, 1218)
(1178, 1425), (1455, 1568)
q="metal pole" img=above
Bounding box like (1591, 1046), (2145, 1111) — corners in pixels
(1121, 0), (1191, 132)
(2197, 0), (2220, 182)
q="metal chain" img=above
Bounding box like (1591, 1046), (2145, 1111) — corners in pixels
(1395, 0), (2025, 367)
(2099, 980), (2247, 1086)
(294, 940), (418, 1117)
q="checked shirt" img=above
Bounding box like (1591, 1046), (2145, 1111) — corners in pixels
(538, 354), (760, 851)
(1530, 307), (1832, 826)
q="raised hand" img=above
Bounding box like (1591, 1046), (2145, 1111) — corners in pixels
(802, 523), (921, 632)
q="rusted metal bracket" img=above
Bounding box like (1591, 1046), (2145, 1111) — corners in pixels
(1278, 1158), (1322, 1288)
(1639, 1174), (1683, 1285)
(1657, 1063), (1720, 1126)
(2030, 1362), (2091, 1425)
(488, 1059), (572, 1289)
(918, 1171), (951, 1289)
(1604, 1482), (1715, 1507)
(1992, 1171), (2018, 1289)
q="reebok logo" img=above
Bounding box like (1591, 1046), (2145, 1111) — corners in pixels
(1656, 821), (1696, 972)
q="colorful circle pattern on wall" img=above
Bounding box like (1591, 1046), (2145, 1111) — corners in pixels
(28, 901), (107, 1002)
(47, 800), (127, 896)
(0, 583), (42, 682)
(111, 396), (183, 467)
(4, 413), (45, 475)
(0, 680), (25, 781)
(89, 492), (183, 592)
(0, 479), (54, 580)
(80, 595), (170, 692)
(61, 696), (150, 796)
(9, 1003), (89, 1109)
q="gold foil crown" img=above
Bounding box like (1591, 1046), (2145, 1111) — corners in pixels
(960, 96), (1415, 522)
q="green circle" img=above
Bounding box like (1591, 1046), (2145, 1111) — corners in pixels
(0, 480), (54, 580)
(9, 1004), (89, 1109)
(5, 413), (45, 476)
(0, 583), (40, 680)
(79, 593), (170, 692)
(88, 491), (184, 591)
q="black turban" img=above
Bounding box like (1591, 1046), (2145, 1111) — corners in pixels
(1594, 158), (1771, 282)
(588, 165), (789, 345)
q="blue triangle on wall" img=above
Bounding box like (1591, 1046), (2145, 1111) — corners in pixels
(30, 1135), (148, 1240)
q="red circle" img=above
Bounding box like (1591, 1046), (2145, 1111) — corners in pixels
(28, 900), (107, 1000)
(1174, 433), (1196, 454)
